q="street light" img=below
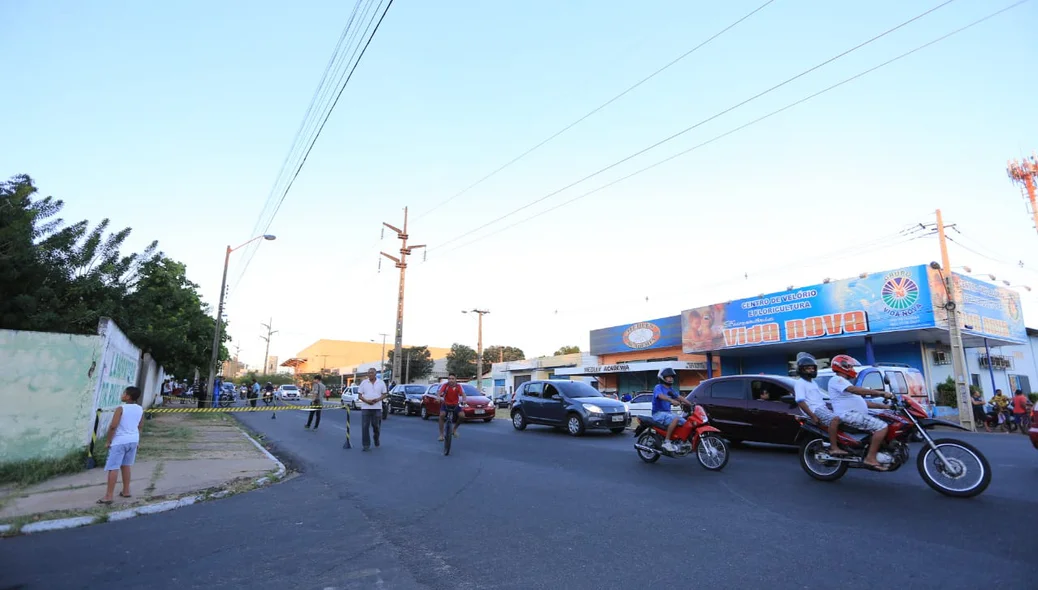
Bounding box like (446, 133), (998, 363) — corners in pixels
(206, 234), (277, 402)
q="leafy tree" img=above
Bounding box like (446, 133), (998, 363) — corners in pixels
(385, 345), (434, 381)
(554, 345), (581, 356)
(482, 345), (525, 363)
(0, 174), (227, 376)
(446, 343), (477, 379)
(239, 372), (295, 387)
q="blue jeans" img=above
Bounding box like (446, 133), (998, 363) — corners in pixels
(361, 409), (381, 448)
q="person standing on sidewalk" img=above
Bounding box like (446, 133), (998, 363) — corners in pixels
(98, 386), (144, 504)
(305, 374), (327, 431)
(357, 368), (388, 451)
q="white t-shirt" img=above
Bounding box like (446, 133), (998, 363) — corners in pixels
(828, 375), (867, 417)
(794, 379), (826, 413)
(111, 403), (144, 446)
(357, 378), (387, 410)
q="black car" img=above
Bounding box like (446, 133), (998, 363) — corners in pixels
(689, 375), (805, 445)
(510, 380), (630, 436)
(388, 384), (428, 415)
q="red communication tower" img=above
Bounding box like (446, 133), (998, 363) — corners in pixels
(1007, 153), (1038, 235)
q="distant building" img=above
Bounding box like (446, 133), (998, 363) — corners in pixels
(265, 356), (279, 374)
(221, 357), (247, 378)
(282, 339), (451, 377)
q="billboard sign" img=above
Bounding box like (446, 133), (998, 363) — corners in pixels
(590, 315), (682, 356)
(681, 265), (938, 353)
(928, 270), (1027, 343)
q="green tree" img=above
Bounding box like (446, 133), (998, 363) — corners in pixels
(446, 343), (477, 379)
(554, 345), (580, 356)
(385, 345), (434, 381)
(482, 345), (525, 363)
(119, 256), (228, 378)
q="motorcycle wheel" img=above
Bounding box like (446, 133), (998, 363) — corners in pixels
(696, 433), (729, 471)
(799, 438), (848, 482)
(635, 431), (661, 463)
(916, 438), (991, 498)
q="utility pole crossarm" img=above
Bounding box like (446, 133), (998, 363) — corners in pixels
(382, 222), (402, 234)
(384, 207), (418, 384)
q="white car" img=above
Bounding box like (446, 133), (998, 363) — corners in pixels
(276, 384), (301, 401)
(341, 386), (360, 409)
(625, 392), (685, 419)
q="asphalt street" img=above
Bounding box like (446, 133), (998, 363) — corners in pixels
(2, 403), (1036, 589)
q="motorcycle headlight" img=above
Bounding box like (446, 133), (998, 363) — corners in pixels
(582, 403), (604, 414)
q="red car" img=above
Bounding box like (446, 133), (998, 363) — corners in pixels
(1029, 403), (1038, 450)
(420, 383), (496, 423)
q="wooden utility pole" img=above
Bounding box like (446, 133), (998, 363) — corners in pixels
(935, 210), (974, 431)
(464, 309), (490, 391)
(260, 318), (278, 375)
(381, 207), (425, 384)
(1008, 153), (1038, 236)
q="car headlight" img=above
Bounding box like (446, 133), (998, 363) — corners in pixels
(582, 403), (604, 414)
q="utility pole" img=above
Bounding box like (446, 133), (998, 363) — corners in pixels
(260, 318), (278, 375)
(405, 351), (411, 383)
(379, 333), (389, 377)
(935, 209), (974, 431)
(1008, 153), (1038, 236)
(381, 207), (425, 384)
(464, 309), (489, 391)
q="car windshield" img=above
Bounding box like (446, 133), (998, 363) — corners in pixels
(461, 384), (481, 397)
(404, 386), (425, 394)
(282, 385), (297, 390)
(556, 381), (602, 398)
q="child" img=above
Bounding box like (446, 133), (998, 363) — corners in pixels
(98, 386), (144, 504)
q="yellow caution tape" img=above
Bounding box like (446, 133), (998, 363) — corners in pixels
(99, 404), (349, 413)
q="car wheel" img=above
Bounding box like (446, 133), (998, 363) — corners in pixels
(511, 410), (527, 431)
(420, 406), (429, 420)
(566, 413), (585, 437)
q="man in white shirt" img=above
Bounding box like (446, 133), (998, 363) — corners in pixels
(357, 368), (388, 451)
(828, 354), (893, 470)
(792, 353), (841, 454)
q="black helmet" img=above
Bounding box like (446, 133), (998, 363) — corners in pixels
(795, 353), (818, 379)
(658, 367), (677, 383)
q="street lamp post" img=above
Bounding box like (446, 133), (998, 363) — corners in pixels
(463, 310), (489, 391)
(206, 234), (276, 401)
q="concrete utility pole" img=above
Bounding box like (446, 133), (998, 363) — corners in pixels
(260, 318), (278, 375)
(935, 209), (974, 431)
(463, 309), (490, 390)
(379, 333), (389, 375)
(381, 207), (425, 384)
(1008, 153), (1038, 236)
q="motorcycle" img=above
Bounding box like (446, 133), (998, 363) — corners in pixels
(796, 395), (991, 498)
(633, 403), (730, 471)
(262, 391), (274, 406)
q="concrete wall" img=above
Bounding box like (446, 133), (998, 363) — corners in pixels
(92, 318), (142, 438)
(925, 336), (1038, 400)
(0, 330), (103, 462)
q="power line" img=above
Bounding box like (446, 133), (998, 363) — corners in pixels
(415, 0), (779, 220)
(426, 0), (960, 254)
(232, 0), (396, 291)
(430, 0), (1023, 258)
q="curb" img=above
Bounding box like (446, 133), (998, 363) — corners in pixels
(1, 422), (288, 538)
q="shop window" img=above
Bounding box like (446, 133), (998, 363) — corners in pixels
(1009, 374), (1032, 395)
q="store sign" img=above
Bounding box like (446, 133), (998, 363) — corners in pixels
(930, 271), (1027, 342)
(585, 364), (633, 373)
(681, 265), (939, 353)
(591, 315), (681, 355)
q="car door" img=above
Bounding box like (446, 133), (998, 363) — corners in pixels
(522, 382), (545, 422)
(746, 379), (799, 444)
(698, 379), (752, 441)
(424, 384), (440, 415)
(628, 393), (653, 418)
(540, 383), (567, 425)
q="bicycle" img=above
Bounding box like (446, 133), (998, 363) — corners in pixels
(443, 405), (457, 456)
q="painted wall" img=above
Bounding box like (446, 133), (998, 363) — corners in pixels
(92, 318), (141, 438)
(0, 330), (103, 462)
(925, 335), (1038, 400)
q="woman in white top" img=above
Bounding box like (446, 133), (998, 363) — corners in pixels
(99, 386), (144, 504)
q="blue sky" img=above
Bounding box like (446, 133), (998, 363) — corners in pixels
(3, 0), (1036, 371)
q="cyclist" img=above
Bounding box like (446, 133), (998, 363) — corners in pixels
(438, 373), (467, 442)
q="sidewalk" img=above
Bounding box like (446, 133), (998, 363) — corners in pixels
(0, 413), (283, 532)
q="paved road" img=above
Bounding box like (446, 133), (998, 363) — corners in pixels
(3, 405), (1036, 589)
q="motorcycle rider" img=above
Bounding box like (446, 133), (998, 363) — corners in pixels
(793, 353), (840, 454)
(828, 354), (894, 470)
(263, 381), (274, 402)
(651, 367), (692, 452)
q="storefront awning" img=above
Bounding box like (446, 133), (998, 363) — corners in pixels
(281, 358), (306, 368)
(555, 360), (708, 376)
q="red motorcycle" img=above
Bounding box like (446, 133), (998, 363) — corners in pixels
(633, 404), (730, 471)
(797, 395), (991, 498)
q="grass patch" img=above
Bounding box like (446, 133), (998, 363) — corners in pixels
(0, 449), (91, 488)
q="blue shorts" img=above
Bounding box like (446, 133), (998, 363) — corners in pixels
(651, 411), (686, 427)
(105, 442), (138, 471)
(440, 404), (461, 420)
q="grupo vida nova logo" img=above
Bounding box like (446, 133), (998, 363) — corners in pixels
(622, 322), (662, 349)
(880, 270), (922, 317)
